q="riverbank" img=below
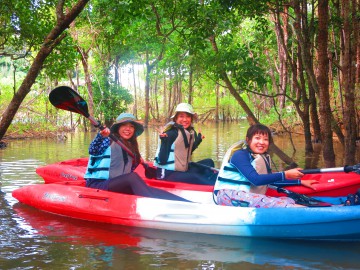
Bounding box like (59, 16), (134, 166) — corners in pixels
(1, 127), (73, 148)
(0, 119), (304, 148)
(3, 129), (71, 140)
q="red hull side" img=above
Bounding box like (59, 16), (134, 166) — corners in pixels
(267, 172), (360, 197)
(12, 183), (144, 226)
(36, 158), (360, 196)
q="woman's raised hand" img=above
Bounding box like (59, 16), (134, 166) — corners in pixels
(156, 127), (168, 138)
(284, 168), (304, 179)
(100, 127), (110, 137)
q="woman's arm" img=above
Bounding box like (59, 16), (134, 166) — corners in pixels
(156, 129), (177, 164)
(230, 150), (286, 186)
(231, 150), (318, 189)
(89, 133), (111, 155)
(191, 130), (203, 153)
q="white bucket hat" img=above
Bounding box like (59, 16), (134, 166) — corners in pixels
(171, 103), (198, 120)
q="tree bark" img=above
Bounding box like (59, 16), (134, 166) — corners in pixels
(132, 63), (138, 118)
(77, 46), (95, 132)
(144, 51), (151, 128)
(188, 64), (193, 104)
(144, 45), (164, 127)
(340, 0), (357, 164)
(272, 7), (288, 110)
(215, 83), (220, 122)
(0, 0), (90, 140)
(272, 1), (315, 153)
(153, 73), (159, 120)
(317, 0), (335, 166)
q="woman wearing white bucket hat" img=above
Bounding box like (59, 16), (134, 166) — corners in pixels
(154, 103), (217, 185)
(84, 113), (189, 201)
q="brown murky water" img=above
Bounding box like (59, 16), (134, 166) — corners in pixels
(1, 122), (360, 269)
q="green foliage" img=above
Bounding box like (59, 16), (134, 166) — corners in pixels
(7, 121), (59, 135)
(0, 84), (14, 110)
(92, 73), (133, 123)
(1, 0), (58, 52)
(42, 35), (79, 80)
(2, 0), (353, 139)
(1, 0), (277, 128)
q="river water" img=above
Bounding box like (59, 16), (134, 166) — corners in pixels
(1, 122), (360, 269)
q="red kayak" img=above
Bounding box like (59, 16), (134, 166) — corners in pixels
(36, 158), (360, 197)
(36, 158), (213, 192)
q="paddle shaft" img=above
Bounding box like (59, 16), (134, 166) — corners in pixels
(301, 165), (357, 174)
(192, 160), (360, 175)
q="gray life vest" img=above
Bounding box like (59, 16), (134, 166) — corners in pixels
(154, 125), (194, 172)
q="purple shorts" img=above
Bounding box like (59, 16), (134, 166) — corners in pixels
(216, 189), (297, 208)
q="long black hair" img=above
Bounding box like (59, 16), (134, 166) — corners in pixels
(111, 124), (142, 167)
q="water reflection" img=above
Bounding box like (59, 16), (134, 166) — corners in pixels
(1, 122), (360, 269)
(8, 203), (360, 269)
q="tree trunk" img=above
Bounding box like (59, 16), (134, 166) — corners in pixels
(271, 1), (315, 153)
(272, 7), (289, 110)
(340, 0), (357, 164)
(188, 64), (193, 104)
(168, 69), (173, 119)
(317, 0), (335, 166)
(77, 46), (95, 131)
(356, 0), (360, 87)
(296, 43), (314, 153)
(153, 73), (159, 120)
(308, 83), (322, 143)
(144, 51), (151, 128)
(355, 0), (360, 140)
(114, 55), (120, 85)
(0, 0), (90, 140)
(215, 83), (220, 122)
(132, 63), (137, 118)
(144, 44), (164, 125)
(163, 73), (167, 119)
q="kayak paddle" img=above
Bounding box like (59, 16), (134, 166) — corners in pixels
(301, 164), (360, 174)
(49, 86), (135, 159)
(191, 162), (332, 207)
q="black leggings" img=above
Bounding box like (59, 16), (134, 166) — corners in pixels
(160, 159), (218, 185)
(88, 172), (190, 202)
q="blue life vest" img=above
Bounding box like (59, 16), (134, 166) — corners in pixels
(84, 147), (111, 180)
(84, 143), (133, 180)
(214, 141), (271, 195)
(154, 140), (176, 171)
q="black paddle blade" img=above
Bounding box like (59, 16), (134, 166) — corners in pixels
(276, 187), (332, 207)
(49, 86), (90, 118)
(345, 164), (360, 174)
(354, 164), (360, 174)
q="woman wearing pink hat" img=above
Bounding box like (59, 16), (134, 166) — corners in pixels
(84, 113), (189, 201)
(154, 103), (217, 185)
